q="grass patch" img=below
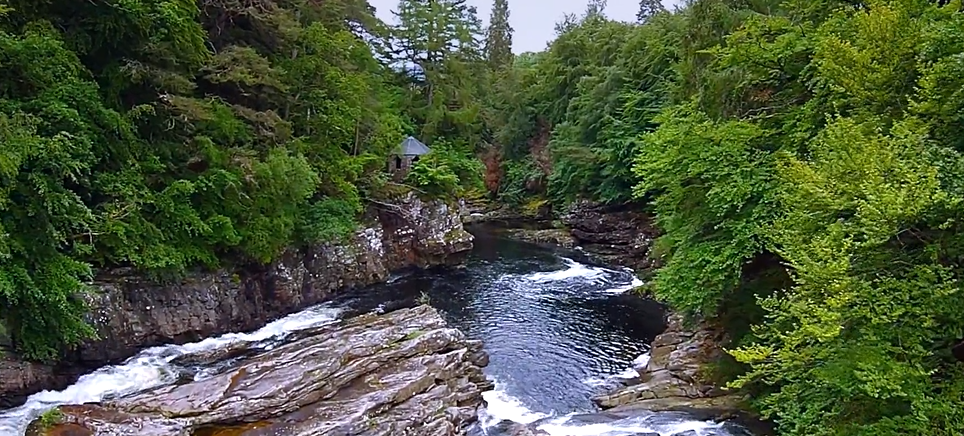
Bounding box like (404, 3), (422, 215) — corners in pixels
(37, 408), (63, 429)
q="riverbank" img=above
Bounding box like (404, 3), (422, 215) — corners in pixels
(5, 224), (738, 436)
(1, 192), (473, 408)
(467, 202), (769, 433)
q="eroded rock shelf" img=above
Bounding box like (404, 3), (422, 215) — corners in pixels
(593, 313), (746, 418)
(26, 305), (492, 436)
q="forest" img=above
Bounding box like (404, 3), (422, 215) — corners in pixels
(3, 0), (964, 435)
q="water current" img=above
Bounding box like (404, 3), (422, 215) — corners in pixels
(0, 228), (750, 436)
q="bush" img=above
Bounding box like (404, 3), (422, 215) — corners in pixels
(405, 140), (484, 198)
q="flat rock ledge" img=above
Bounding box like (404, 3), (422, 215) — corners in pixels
(500, 228), (576, 248)
(592, 313), (745, 416)
(27, 305), (493, 436)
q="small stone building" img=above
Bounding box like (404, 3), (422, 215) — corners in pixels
(388, 136), (430, 181)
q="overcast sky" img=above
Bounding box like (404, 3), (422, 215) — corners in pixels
(369, 0), (682, 54)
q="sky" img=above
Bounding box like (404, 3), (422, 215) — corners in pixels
(368, 0), (682, 54)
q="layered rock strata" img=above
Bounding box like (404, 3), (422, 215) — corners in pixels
(561, 200), (659, 271)
(26, 305), (492, 436)
(593, 313), (744, 415)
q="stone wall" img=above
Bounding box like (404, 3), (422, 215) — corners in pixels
(0, 192), (473, 408)
(388, 154), (419, 182)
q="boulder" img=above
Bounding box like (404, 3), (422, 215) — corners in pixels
(26, 305), (492, 436)
(500, 228), (576, 248)
(490, 420), (550, 436)
(2, 192), (473, 408)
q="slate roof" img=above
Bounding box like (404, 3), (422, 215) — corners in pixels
(395, 136), (430, 156)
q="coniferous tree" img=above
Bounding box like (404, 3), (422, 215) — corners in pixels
(586, 0), (607, 17)
(636, 0), (664, 22)
(390, 0), (485, 139)
(485, 0), (513, 70)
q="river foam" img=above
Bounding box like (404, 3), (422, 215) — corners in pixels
(479, 376), (729, 436)
(0, 304), (342, 435)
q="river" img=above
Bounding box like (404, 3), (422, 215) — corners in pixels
(0, 228), (750, 435)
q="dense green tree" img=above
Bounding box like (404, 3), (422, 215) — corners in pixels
(488, 0), (964, 434)
(389, 0), (486, 143)
(485, 0), (514, 70)
(9, 0), (964, 434)
(636, 0), (665, 22)
(0, 0), (453, 360)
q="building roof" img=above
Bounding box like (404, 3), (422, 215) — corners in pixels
(395, 136), (430, 156)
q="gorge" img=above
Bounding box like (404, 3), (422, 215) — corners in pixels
(5, 0), (964, 435)
(0, 193), (472, 408)
(1, 220), (754, 436)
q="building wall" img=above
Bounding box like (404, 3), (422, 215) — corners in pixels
(388, 154), (419, 181)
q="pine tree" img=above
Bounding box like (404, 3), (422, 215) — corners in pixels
(390, 0), (486, 139)
(485, 0), (513, 70)
(586, 0), (607, 17)
(636, 0), (664, 22)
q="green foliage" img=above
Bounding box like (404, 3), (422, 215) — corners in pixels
(296, 198), (362, 245)
(0, 0), (456, 360)
(489, 0), (964, 434)
(405, 157), (460, 199)
(485, 0), (513, 70)
(390, 0), (487, 145)
(404, 145), (481, 199)
(632, 105), (776, 316)
(37, 407), (63, 429)
(491, 7), (679, 206)
(497, 157), (544, 206)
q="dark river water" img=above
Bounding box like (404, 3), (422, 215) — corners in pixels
(334, 229), (665, 415)
(0, 227), (748, 436)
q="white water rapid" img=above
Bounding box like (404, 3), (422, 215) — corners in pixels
(0, 304), (343, 435)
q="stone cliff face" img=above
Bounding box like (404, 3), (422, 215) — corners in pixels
(561, 200), (659, 272)
(465, 200), (659, 271)
(1, 193), (473, 408)
(26, 305), (493, 436)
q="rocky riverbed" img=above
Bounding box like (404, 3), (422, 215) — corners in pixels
(593, 313), (745, 414)
(3, 200), (763, 436)
(22, 305), (491, 436)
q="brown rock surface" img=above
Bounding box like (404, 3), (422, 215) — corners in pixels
(2, 193), (473, 408)
(593, 313), (744, 414)
(26, 305), (492, 436)
(500, 228), (576, 248)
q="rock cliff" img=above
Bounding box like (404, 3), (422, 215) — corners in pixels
(25, 305), (493, 436)
(464, 200), (658, 271)
(1, 193), (473, 408)
(561, 200), (659, 272)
